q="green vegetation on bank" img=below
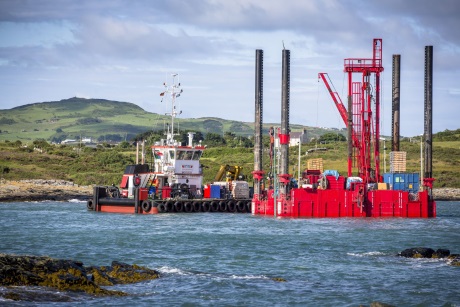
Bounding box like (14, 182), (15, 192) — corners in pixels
(1, 129), (459, 188)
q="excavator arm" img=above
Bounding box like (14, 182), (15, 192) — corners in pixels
(214, 165), (243, 182)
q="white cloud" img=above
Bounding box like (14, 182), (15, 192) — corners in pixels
(0, 0), (459, 135)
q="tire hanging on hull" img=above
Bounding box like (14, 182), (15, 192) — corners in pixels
(211, 201), (219, 212)
(166, 201), (174, 212)
(87, 199), (94, 210)
(141, 200), (152, 213)
(219, 201), (227, 212)
(202, 202), (211, 212)
(227, 200), (237, 212)
(193, 201), (201, 212)
(184, 202), (193, 213)
(158, 202), (167, 213)
(174, 201), (184, 212)
(237, 201), (246, 212)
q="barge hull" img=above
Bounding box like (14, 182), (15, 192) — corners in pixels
(252, 189), (436, 218)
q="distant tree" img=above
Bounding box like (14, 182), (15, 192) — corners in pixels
(318, 133), (346, 143)
(118, 141), (131, 149)
(56, 128), (63, 133)
(204, 132), (226, 147)
(33, 139), (50, 149)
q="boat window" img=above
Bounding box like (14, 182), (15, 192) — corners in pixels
(185, 151), (194, 160)
(192, 150), (202, 160)
(177, 150), (186, 160)
(169, 150), (175, 159)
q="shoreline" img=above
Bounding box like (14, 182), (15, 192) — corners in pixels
(1, 179), (459, 203)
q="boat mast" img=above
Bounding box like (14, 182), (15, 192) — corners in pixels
(162, 73), (183, 145)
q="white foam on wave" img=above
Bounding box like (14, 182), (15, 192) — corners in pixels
(347, 251), (387, 257)
(157, 266), (268, 281)
(68, 199), (86, 203)
(229, 274), (268, 280)
(158, 266), (189, 275)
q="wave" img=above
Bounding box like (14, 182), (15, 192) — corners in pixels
(157, 266), (269, 281)
(347, 251), (388, 257)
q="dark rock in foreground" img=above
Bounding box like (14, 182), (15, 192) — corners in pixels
(399, 247), (460, 266)
(0, 253), (160, 301)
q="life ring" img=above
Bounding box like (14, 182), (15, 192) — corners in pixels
(236, 201), (246, 212)
(184, 202), (193, 213)
(227, 200), (236, 212)
(174, 201), (184, 212)
(87, 199), (94, 210)
(141, 200), (152, 213)
(133, 174), (141, 187)
(218, 200), (227, 212)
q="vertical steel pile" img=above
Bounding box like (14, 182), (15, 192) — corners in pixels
(278, 49), (291, 195)
(392, 54), (401, 152)
(424, 46), (433, 179)
(253, 50), (264, 196)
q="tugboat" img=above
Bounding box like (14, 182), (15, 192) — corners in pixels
(87, 74), (252, 214)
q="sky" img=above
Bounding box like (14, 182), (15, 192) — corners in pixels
(0, 0), (459, 137)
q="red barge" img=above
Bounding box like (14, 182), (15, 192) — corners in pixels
(251, 39), (436, 218)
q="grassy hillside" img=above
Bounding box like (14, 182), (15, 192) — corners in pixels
(0, 97), (339, 144)
(1, 99), (458, 188)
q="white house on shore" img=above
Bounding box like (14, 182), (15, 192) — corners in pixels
(289, 129), (309, 147)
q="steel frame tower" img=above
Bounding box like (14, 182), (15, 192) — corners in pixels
(344, 38), (384, 184)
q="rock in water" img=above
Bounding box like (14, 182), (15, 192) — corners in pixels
(0, 253), (160, 301)
(399, 247), (435, 258)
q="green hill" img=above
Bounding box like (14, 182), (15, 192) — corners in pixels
(0, 97), (340, 144)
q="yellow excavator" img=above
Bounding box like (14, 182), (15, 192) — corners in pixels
(214, 165), (245, 182)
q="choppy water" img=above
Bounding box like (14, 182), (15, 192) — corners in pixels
(1, 200), (459, 306)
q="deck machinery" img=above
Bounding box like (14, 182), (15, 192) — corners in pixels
(252, 39), (436, 218)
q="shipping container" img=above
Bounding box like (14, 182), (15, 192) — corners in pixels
(383, 173), (420, 193)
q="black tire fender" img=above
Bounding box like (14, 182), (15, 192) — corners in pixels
(87, 199), (94, 210)
(184, 201), (193, 213)
(158, 202), (167, 213)
(174, 201), (184, 212)
(211, 201), (219, 212)
(192, 201), (201, 212)
(202, 201), (211, 212)
(227, 200), (236, 212)
(236, 201), (246, 212)
(141, 200), (152, 213)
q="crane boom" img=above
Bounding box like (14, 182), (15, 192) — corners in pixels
(318, 73), (348, 126)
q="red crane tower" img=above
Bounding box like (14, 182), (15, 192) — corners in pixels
(320, 39), (384, 184)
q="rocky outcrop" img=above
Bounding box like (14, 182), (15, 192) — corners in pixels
(0, 254), (160, 301)
(399, 247), (460, 266)
(0, 179), (92, 202)
(432, 188), (460, 201)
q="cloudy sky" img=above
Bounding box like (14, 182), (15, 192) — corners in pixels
(1, 0), (459, 136)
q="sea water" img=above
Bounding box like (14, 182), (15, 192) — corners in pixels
(0, 200), (459, 306)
